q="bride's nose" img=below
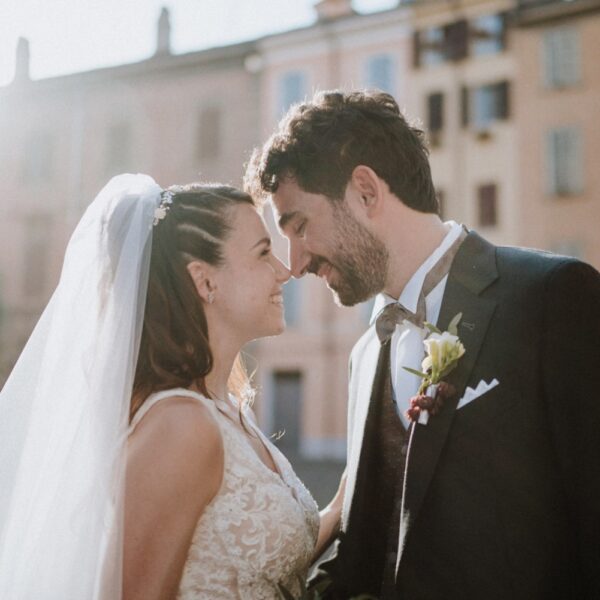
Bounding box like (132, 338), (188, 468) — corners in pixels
(273, 256), (291, 283)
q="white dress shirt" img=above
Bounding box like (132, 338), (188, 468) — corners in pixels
(369, 221), (464, 428)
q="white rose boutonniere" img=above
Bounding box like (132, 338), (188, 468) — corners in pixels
(403, 312), (465, 424)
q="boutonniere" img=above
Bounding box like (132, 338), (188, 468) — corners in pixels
(403, 312), (466, 425)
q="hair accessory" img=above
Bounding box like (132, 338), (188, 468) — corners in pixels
(153, 189), (175, 226)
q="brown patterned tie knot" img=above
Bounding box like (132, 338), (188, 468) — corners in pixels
(375, 303), (423, 343)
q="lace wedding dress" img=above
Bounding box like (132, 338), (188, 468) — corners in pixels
(128, 388), (320, 599)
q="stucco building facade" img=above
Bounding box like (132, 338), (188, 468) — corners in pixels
(1, 0), (598, 504)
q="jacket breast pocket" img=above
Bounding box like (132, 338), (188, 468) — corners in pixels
(448, 384), (520, 445)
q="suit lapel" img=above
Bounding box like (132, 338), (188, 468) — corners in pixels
(342, 328), (380, 529)
(396, 231), (499, 567)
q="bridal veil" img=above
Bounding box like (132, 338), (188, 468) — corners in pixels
(0, 174), (161, 599)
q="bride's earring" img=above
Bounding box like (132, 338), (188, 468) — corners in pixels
(207, 291), (215, 304)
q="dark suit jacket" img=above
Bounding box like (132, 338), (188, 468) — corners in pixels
(313, 232), (600, 599)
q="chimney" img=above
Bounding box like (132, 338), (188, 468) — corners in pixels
(314, 0), (355, 21)
(14, 37), (30, 84)
(155, 7), (171, 55)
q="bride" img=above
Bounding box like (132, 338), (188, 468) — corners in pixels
(0, 174), (344, 599)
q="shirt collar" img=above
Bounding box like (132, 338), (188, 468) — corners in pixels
(369, 221), (463, 325)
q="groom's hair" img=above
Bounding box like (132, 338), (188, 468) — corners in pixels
(244, 89), (438, 213)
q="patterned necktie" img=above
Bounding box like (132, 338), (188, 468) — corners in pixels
(375, 227), (467, 343)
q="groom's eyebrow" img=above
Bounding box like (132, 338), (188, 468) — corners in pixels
(278, 211), (300, 231)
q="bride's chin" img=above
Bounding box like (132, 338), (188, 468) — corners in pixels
(269, 318), (286, 337)
(252, 319), (286, 340)
(272, 321), (286, 336)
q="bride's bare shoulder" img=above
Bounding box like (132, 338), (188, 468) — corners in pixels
(127, 395), (223, 492)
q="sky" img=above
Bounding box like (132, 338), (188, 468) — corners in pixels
(0, 0), (397, 86)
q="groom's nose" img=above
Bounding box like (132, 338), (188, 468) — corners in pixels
(288, 239), (310, 278)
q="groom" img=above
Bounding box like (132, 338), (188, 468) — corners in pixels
(245, 90), (600, 599)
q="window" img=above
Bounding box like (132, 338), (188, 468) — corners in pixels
(22, 216), (51, 298)
(546, 126), (583, 196)
(282, 277), (301, 326)
(463, 81), (510, 130)
(414, 27), (445, 67)
(22, 132), (54, 182)
(196, 106), (221, 160)
(543, 27), (581, 89)
(427, 92), (445, 135)
(366, 54), (395, 95)
(105, 122), (132, 176)
(279, 71), (307, 115)
(272, 371), (303, 457)
(477, 184), (498, 227)
(470, 14), (506, 56)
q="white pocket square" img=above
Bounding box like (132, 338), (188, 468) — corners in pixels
(457, 378), (499, 410)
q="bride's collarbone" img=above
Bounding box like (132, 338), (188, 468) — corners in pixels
(216, 408), (280, 477)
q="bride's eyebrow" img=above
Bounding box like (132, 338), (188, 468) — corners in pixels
(251, 236), (271, 250)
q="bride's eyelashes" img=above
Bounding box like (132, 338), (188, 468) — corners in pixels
(295, 220), (307, 237)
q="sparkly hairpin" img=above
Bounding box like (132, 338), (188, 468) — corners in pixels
(153, 189), (174, 226)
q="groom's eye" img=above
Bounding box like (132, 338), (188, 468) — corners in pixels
(295, 220), (307, 236)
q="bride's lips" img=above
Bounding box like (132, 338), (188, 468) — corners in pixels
(269, 292), (284, 307)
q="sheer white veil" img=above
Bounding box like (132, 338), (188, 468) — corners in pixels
(0, 174), (162, 599)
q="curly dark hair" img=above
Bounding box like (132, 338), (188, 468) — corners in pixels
(244, 89), (438, 213)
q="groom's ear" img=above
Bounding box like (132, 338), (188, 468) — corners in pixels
(350, 165), (384, 218)
(186, 261), (217, 304)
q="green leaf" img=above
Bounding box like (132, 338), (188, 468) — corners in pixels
(424, 321), (442, 335)
(403, 366), (428, 379)
(447, 312), (463, 336)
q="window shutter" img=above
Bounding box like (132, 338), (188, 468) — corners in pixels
(444, 20), (469, 61)
(478, 183), (498, 227)
(197, 107), (221, 160)
(499, 13), (508, 50)
(460, 86), (470, 127)
(543, 28), (581, 88)
(413, 30), (421, 68)
(427, 92), (444, 132)
(546, 127), (584, 195)
(495, 81), (510, 119)
(105, 123), (132, 176)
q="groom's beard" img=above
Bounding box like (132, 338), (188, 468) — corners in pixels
(308, 205), (389, 307)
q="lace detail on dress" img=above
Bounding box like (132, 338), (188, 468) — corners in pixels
(129, 388), (319, 599)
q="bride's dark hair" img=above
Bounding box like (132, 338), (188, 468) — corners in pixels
(130, 183), (255, 421)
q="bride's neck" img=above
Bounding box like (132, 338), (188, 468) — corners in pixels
(202, 335), (241, 402)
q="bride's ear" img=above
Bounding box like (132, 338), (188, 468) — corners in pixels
(186, 261), (217, 305)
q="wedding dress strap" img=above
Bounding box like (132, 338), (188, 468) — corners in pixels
(128, 387), (218, 434)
